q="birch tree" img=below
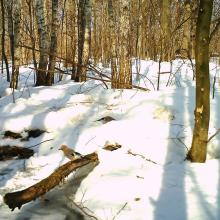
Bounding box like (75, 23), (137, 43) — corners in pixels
(111, 0), (132, 89)
(35, 0), (49, 86)
(76, 0), (91, 82)
(46, 0), (60, 86)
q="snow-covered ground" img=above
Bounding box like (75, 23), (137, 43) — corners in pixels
(0, 59), (220, 220)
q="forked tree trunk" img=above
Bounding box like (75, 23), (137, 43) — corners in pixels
(187, 0), (213, 163)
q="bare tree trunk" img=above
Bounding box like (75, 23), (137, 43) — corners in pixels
(9, 0), (21, 89)
(107, 0), (117, 88)
(110, 0), (132, 89)
(190, 1), (198, 59)
(70, 0), (77, 81)
(1, 0), (10, 82)
(118, 0), (132, 89)
(187, 0), (213, 163)
(182, 0), (191, 56)
(35, 0), (49, 86)
(5, 0), (14, 84)
(160, 0), (171, 61)
(76, 0), (91, 82)
(46, 0), (59, 86)
(134, 0), (141, 81)
(26, 0), (38, 83)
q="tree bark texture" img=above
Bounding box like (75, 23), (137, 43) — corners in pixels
(0, 0), (10, 82)
(27, 0), (38, 81)
(76, 0), (91, 82)
(46, 0), (60, 86)
(10, 0), (21, 89)
(160, 0), (171, 61)
(182, 0), (191, 56)
(187, 0), (213, 163)
(107, 0), (118, 88)
(35, 0), (49, 86)
(111, 0), (132, 89)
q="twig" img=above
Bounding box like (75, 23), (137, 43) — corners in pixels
(112, 202), (128, 220)
(127, 150), (157, 164)
(27, 139), (54, 149)
(85, 136), (96, 146)
(71, 200), (99, 220)
(208, 129), (220, 143)
(177, 138), (189, 151)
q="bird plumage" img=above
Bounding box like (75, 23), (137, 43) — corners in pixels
(59, 145), (82, 160)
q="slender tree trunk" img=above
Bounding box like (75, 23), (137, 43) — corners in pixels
(110, 0), (132, 89)
(1, 0), (10, 82)
(182, 0), (191, 56)
(59, 0), (66, 80)
(76, 0), (91, 82)
(6, 0), (14, 84)
(26, 0), (38, 83)
(107, 0), (117, 88)
(46, 0), (59, 86)
(9, 0), (21, 89)
(118, 0), (132, 89)
(71, 0), (77, 81)
(187, 0), (213, 163)
(190, 1), (198, 59)
(160, 0), (171, 61)
(35, 0), (49, 86)
(135, 0), (141, 81)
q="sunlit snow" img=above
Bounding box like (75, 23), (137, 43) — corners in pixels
(0, 59), (220, 220)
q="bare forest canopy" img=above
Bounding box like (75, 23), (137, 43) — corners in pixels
(0, 0), (220, 89)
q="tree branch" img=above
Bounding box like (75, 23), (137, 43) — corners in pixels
(4, 152), (99, 211)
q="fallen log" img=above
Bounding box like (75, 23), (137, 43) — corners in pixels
(4, 152), (99, 211)
(0, 145), (34, 161)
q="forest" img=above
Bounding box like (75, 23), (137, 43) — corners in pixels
(0, 0), (220, 219)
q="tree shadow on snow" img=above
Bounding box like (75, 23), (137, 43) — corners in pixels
(153, 83), (189, 220)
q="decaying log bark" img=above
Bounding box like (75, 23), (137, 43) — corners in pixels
(4, 152), (98, 211)
(0, 146), (34, 160)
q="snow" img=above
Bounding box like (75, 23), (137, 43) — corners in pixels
(0, 59), (220, 219)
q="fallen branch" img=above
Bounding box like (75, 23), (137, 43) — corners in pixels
(27, 138), (54, 149)
(127, 150), (157, 164)
(4, 152), (99, 211)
